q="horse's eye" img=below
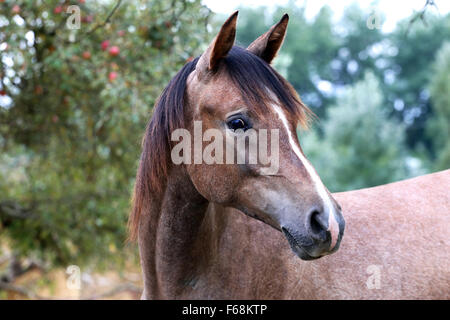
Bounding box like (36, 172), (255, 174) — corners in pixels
(227, 118), (249, 131)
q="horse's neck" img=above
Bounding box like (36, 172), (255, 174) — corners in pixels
(139, 166), (210, 299)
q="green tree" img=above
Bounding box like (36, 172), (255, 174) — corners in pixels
(387, 13), (450, 149)
(301, 72), (409, 192)
(330, 3), (385, 86)
(0, 0), (210, 281)
(426, 41), (450, 171)
(272, 4), (339, 116)
(231, 3), (384, 118)
(234, 6), (270, 47)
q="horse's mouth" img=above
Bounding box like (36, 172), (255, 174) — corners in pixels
(281, 228), (321, 261)
(291, 244), (320, 261)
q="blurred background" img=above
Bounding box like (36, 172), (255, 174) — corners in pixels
(0, 0), (449, 299)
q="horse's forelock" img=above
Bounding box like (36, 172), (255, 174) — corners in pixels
(223, 46), (313, 128)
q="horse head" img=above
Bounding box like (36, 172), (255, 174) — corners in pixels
(179, 12), (345, 260)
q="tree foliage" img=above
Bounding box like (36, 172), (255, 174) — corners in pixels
(0, 0), (210, 269)
(387, 13), (450, 148)
(301, 72), (409, 192)
(427, 41), (450, 171)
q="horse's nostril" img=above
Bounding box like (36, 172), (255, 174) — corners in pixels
(308, 209), (328, 241)
(309, 211), (321, 233)
(310, 211), (324, 233)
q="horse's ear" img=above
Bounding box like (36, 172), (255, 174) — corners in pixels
(197, 11), (238, 77)
(247, 14), (289, 64)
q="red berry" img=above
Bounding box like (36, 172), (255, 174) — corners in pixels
(117, 30), (125, 37)
(82, 51), (91, 59)
(12, 5), (21, 14)
(82, 15), (93, 23)
(54, 6), (62, 14)
(108, 71), (118, 82)
(108, 46), (120, 57)
(34, 86), (43, 95)
(0, 90), (6, 96)
(101, 40), (110, 51)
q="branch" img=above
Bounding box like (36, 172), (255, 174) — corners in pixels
(406, 0), (440, 34)
(0, 254), (11, 266)
(0, 255), (44, 282)
(86, 0), (123, 35)
(83, 283), (142, 300)
(0, 281), (141, 300)
(0, 201), (34, 221)
(0, 281), (52, 300)
(0, 281), (34, 298)
(0, 256), (50, 299)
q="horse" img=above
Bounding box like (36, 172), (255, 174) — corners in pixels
(129, 12), (450, 299)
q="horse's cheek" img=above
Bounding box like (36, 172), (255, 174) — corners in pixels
(186, 163), (237, 204)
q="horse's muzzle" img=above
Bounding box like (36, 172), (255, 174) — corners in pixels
(281, 211), (345, 260)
